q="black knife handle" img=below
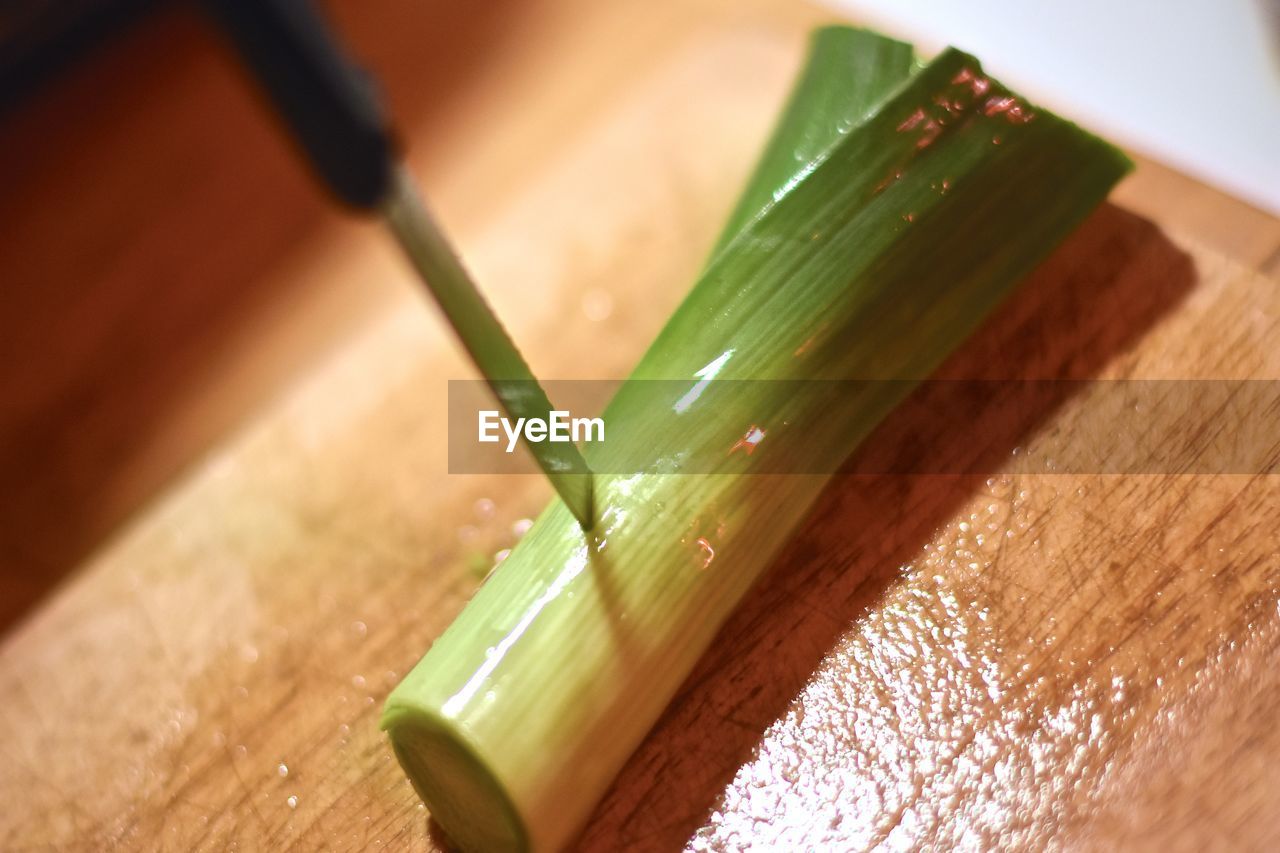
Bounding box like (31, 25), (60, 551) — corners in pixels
(201, 0), (394, 209)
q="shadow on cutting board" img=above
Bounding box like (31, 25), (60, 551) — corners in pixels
(568, 203), (1196, 850)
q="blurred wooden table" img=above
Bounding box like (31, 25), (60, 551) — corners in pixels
(1, 0), (1279, 849)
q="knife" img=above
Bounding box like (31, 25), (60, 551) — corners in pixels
(200, 0), (595, 530)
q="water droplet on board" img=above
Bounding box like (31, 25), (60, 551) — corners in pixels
(278, 763), (289, 778)
(351, 675), (366, 689)
(350, 620), (368, 639)
(287, 795), (298, 809)
(581, 289), (614, 321)
(474, 498), (496, 520)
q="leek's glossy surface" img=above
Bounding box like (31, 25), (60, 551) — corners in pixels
(383, 31), (1131, 853)
(711, 27), (914, 257)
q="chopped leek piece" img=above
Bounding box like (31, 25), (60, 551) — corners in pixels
(383, 30), (1132, 853)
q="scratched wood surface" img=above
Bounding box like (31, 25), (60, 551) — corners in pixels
(2, 0), (1280, 849)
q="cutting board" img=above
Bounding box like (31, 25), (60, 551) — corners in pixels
(3, 0), (1280, 848)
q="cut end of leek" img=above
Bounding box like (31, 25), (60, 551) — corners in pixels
(382, 705), (527, 852)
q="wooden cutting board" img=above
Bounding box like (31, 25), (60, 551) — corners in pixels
(3, 0), (1280, 848)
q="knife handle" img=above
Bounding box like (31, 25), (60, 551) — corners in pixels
(201, 0), (394, 209)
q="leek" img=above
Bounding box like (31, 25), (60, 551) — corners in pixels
(383, 29), (1131, 853)
(711, 26), (914, 256)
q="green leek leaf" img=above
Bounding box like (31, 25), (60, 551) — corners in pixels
(711, 26), (915, 257)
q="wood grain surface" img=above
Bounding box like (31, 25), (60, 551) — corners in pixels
(2, 0), (1279, 849)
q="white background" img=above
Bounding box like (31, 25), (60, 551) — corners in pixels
(824, 0), (1280, 215)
